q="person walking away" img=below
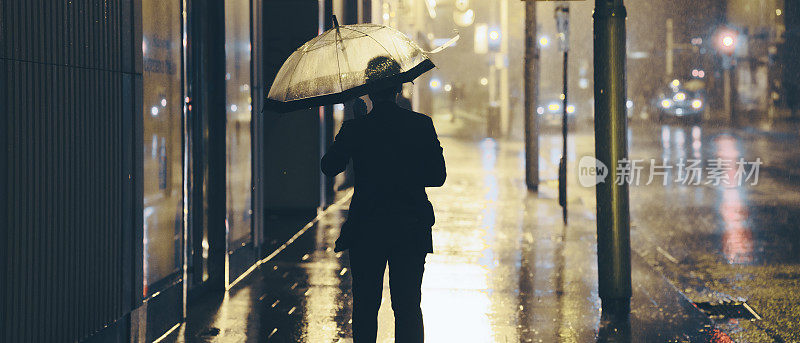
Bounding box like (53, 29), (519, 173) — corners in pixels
(321, 56), (446, 343)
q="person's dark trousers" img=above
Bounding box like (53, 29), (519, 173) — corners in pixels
(348, 244), (427, 343)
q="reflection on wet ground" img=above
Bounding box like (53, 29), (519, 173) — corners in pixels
(165, 128), (734, 343)
(627, 122), (800, 342)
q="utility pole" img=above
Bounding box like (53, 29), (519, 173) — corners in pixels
(500, 0), (510, 136)
(524, 1), (539, 191)
(556, 4), (569, 225)
(593, 0), (631, 318)
(666, 18), (674, 81)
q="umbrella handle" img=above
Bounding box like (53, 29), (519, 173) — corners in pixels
(332, 15), (343, 43)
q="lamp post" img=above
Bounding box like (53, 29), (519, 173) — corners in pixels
(524, 0), (539, 191)
(556, 4), (569, 224)
(594, 0), (631, 318)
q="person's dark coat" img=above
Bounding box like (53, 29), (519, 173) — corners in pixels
(321, 100), (446, 253)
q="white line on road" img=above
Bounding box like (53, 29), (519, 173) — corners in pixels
(657, 246), (679, 264)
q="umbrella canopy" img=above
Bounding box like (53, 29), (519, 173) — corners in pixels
(265, 19), (436, 113)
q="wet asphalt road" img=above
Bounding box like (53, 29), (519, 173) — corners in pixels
(438, 116), (800, 342)
(622, 121), (800, 343)
(165, 117), (800, 342)
(541, 119), (800, 342)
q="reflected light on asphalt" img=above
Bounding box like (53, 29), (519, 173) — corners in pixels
(661, 125), (671, 150)
(675, 128), (686, 160)
(720, 187), (753, 264)
(691, 126), (702, 159)
(714, 135), (753, 264)
(302, 216), (344, 341)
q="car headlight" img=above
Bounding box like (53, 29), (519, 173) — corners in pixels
(691, 99), (702, 109)
(673, 92), (686, 101)
(548, 103), (560, 112)
(661, 99), (672, 109)
(566, 105), (575, 114)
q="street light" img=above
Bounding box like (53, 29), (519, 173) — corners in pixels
(555, 4), (570, 225)
(429, 78), (441, 90)
(454, 9), (474, 27)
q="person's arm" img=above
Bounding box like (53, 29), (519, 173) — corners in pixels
(321, 120), (355, 177)
(420, 117), (446, 187)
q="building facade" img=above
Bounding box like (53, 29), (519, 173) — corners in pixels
(1, 0), (369, 342)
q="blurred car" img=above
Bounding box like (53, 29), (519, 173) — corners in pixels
(652, 79), (705, 123)
(537, 100), (577, 128)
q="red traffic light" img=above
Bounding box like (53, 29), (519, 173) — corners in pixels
(714, 27), (738, 56)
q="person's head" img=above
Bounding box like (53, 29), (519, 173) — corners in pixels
(365, 56), (403, 102)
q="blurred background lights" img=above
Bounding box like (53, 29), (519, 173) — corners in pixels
(444, 84), (452, 92)
(722, 36), (734, 47)
(150, 106), (159, 116)
(454, 9), (474, 27)
(539, 36), (549, 47)
(425, 0), (437, 19)
(429, 78), (441, 90)
(489, 30), (500, 41)
(480, 77), (488, 86)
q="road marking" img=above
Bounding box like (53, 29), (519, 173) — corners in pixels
(657, 246), (679, 264)
(743, 302), (762, 320)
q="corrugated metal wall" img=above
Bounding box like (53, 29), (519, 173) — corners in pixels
(1, 0), (140, 342)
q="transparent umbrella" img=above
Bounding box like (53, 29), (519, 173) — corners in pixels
(264, 16), (455, 113)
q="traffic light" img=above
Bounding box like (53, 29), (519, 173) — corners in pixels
(714, 27), (739, 56)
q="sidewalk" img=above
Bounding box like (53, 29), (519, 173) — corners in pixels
(164, 137), (724, 343)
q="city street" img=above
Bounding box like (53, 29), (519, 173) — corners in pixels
(436, 113), (800, 342)
(535, 117), (800, 343)
(156, 112), (800, 342)
(9, 1), (800, 341)
(625, 120), (800, 343)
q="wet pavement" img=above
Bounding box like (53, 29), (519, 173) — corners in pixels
(624, 122), (800, 343)
(159, 119), (763, 342)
